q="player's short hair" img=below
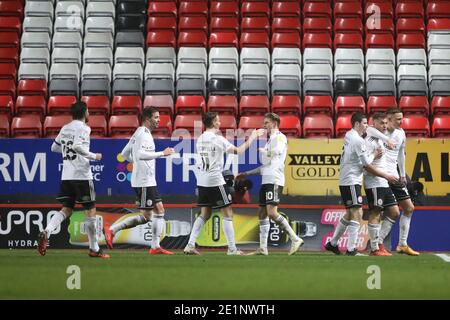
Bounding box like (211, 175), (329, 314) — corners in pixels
(387, 107), (402, 115)
(203, 112), (218, 128)
(141, 107), (159, 123)
(372, 112), (387, 122)
(265, 112), (280, 127)
(351, 112), (367, 127)
(71, 101), (87, 120)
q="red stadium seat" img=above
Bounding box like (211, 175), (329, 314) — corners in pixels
(0, 95), (13, 118)
(396, 18), (425, 35)
(17, 80), (47, 99)
(241, 17), (270, 35)
(432, 115), (450, 138)
(146, 31), (176, 48)
(43, 115), (72, 138)
(365, 33), (395, 50)
(335, 114), (352, 138)
(47, 96), (77, 115)
(279, 115), (301, 137)
(207, 95), (238, 115)
(178, 1), (208, 18)
(396, 2), (424, 19)
(112, 96), (142, 115)
(272, 1), (300, 18)
(0, 1), (24, 19)
(109, 115), (139, 138)
(272, 32), (301, 48)
(303, 17), (332, 35)
(427, 1), (450, 19)
(428, 18), (450, 34)
(0, 79), (16, 100)
(334, 33), (363, 49)
(240, 32), (270, 48)
(81, 96), (110, 116)
(147, 1), (177, 18)
(87, 115), (107, 138)
(399, 96), (430, 116)
(365, 1), (394, 20)
(303, 1), (331, 19)
(238, 115), (265, 132)
(334, 2), (362, 19)
(11, 115), (42, 138)
(175, 95), (206, 115)
(367, 96), (397, 115)
(431, 96), (450, 116)
(210, 1), (239, 18)
(173, 114), (203, 138)
(210, 17), (239, 34)
(396, 33), (426, 50)
(209, 32), (239, 48)
(218, 114), (237, 136)
(240, 95), (270, 115)
(15, 96), (46, 119)
(0, 48), (18, 66)
(303, 96), (333, 117)
(401, 115), (430, 138)
(365, 18), (394, 36)
(178, 17), (208, 35)
(0, 32), (19, 48)
(334, 18), (363, 35)
(0, 114), (9, 137)
(302, 32), (332, 50)
(303, 114), (334, 138)
(0, 63), (17, 81)
(144, 95), (174, 116)
(241, 1), (270, 18)
(152, 114), (172, 138)
(0, 17), (21, 36)
(178, 31), (208, 47)
(272, 17), (301, 34)
(271, 95), (301, 116)
(147, 17), (177, 34)
(335, 96), (366, 116)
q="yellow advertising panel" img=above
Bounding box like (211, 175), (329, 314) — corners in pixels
(284, 138), (449, 196)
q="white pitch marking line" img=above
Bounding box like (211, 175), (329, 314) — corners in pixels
(435, 254), (450, 263)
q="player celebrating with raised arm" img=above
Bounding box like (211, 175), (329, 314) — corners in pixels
(364, 113), (401, 256)
(103, 107), (175, 254)
(184, 112), (264, 255)
(366, 108), (419, 256)
(38, 101), (108, 258)
(325, 112), (398, 256)
(236, 113), (304, 256)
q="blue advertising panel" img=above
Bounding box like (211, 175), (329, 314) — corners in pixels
(0, 139), (263, 196)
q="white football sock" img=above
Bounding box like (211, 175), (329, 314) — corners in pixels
(379, 216), (396, 244)
(222, 217), (237, 251)
(85, 216), (100, 252)
(110, 214), (149, 234)
(275, 215), (300, 242)
(45, 211), (67, 238)
(330, 218), (349, 246)
(151, 214), (165, 249)
(259, 219), (270, 248)
(187, 216), (206, 247)
(368, 223), (381, 251)
(399, 215), (411, 246)
(346, 220), (360, 252)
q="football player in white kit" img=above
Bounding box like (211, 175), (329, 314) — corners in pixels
(325, 112), (398, 256)
(184, 112), (263, 255)
(37, 101), (109, 258)
(366, 108), (420, 256)
(103, 107), (175, 254)
(236, 113), (304, 256)
(364, 113), (400, 256)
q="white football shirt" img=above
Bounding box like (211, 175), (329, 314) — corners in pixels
(195, 130), (234, 187)
(363, 135), (389, 189)
(260, 130), (288, 186)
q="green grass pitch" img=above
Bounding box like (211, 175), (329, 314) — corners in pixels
(1, 249), (450, 299)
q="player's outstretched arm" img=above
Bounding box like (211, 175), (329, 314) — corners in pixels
(121, 140), (133, 162)
(138, 147), (174, 160)
(366, 126), (396, 150)
(73, 129), (101, 160)
(51, 141), (62, 153)
(364, 164), (398, 184)
(228, 129), (265, 155)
